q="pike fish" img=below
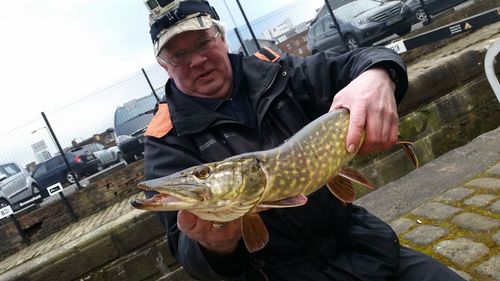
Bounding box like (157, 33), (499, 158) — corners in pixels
(131, 108), (417, 252)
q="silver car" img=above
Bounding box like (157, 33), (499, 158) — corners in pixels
(307, 0), (413, 53)
(70, 143), (123, 170)
(0, 162), (41, 211)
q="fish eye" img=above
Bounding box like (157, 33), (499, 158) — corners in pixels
(194, 167), (210, 179)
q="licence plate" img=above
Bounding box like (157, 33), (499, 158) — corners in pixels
(386, 15), (402, 26)
(87, 155), (94, 160)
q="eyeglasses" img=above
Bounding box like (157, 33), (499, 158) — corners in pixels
(157, 31), (220, 67)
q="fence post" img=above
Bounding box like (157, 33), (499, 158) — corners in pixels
(41, 112), (82, 189)
(142, 68), (161, 102)
(234, 28), (249, 56)
(235, 0), (261, 52)
(324, 0), (348, 51)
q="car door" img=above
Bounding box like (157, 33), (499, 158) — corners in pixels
(3, 164), (28, 203)
(32, 163), (49, 188)
(43, 156), (66, 186)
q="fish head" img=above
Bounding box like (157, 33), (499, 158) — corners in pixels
(132, 155), (267, 212)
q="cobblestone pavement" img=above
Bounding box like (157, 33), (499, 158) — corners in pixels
(390, 163), (500, 280)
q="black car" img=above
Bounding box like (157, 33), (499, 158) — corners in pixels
(404, 0), (470, 22)
(31, 151), (100, 196)
(307, 0), (413, 53)
(114, 95), (158, 164)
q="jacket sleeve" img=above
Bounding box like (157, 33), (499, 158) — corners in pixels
(144, 136), (247, 280)
(281, 46), (408, 115)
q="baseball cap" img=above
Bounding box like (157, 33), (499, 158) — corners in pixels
(146, 0), (223, 56)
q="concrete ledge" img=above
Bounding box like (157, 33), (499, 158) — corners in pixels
(356, 126), (500, 222)
(0, 208), (165, 281)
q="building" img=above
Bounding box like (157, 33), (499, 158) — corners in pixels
(277, 29), (311, 57)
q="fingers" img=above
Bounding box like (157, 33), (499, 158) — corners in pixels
(345, 106), (366, 154)
(177, 211), (242, 252)
(330, 67), (399, 155)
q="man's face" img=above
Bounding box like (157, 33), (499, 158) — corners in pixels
(158, 27), (233, 99)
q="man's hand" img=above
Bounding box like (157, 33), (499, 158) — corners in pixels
(177, 210), (242, 255)
(330, 67), (398, 154)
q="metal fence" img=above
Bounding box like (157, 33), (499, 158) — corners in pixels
(0, 0), (498, 217)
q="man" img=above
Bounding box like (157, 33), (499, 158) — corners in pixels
(142, 1), (464, 280)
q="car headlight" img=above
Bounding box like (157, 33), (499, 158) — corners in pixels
(356, 18), (368, 26)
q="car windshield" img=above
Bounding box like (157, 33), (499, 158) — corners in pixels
(114, 95), (157, 136)
(335, 0), (383, 20)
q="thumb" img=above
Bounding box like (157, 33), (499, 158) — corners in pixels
(346, 108), (365, 154)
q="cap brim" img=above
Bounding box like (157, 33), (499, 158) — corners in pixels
(154, 14), (214, 56)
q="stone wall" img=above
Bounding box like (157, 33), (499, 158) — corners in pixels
(0, 160), (145, 260)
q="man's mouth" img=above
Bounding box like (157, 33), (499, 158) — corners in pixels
(197, 70), (214, 80)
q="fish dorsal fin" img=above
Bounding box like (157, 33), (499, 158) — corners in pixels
(257, 194), (308, 209)
(396, 140), (419, 168)
(241, 213), (269, 253)
(326, 175), (356, 204)
(339, 168), (374, 190)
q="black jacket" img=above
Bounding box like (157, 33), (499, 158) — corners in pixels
(144, 47), (408, 281)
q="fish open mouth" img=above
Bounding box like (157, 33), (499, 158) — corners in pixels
(131, 193), (197, 211)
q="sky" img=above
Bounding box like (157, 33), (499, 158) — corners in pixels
(0, 0), (323, 166)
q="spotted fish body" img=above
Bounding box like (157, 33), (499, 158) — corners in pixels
(131, 108), (414, 252)
(255, 108), (351, 202)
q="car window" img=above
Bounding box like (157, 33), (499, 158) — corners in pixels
(0, 163), (20, 177)
(335, 0), (382, 21)
(46, 156), (64, 170)
(114, 95), (157, 136)
(114, 95), (157, 126)
(32, 163), (47, 178)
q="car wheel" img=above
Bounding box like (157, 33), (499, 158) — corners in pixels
(31, 184), (44, 202)
(0, 198), (9, 208)
(97, 161), (104, 172)
(116, 153), (124, 163)
(396, 25), (412, 36)
(66, 172), (78, 184)
(345, 35), (359, 51)
(415, 8), (428, 21)
(123, 154), (135, 164)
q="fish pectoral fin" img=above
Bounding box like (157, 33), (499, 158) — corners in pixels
(241, 213), (269, 253)
(397, 140), (419, 168)
(339, 168), (374, 190)
(326, 175), (356, 204)
(257, 194), (308, 209)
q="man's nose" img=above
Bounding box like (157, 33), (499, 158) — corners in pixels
(189, 51), (207, 67)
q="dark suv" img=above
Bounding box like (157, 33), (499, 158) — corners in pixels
(114, 95), (157, 164)
(31, 151), (100, 196)
(307, 0), (413, 53)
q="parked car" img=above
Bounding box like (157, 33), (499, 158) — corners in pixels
(31, 151), (100, 195)
(307, 0), (413, 54)
(70, 143), (122, 170)
(404, 0), (470, 22)
(0, 162), (41, 211)
(114, 95), (157, 164)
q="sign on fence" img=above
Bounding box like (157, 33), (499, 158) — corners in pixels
(47, 182), (64, 197)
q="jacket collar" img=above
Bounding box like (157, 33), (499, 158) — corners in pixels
(163, 53), (282, 136)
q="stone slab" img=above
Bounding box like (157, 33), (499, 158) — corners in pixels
(357, 127), (500, 222)
(436, 187), (474, 202)
(433, 238), (489, 266)
(465, 178), (500, 190)
(451, 212), (500, 231)
(476, 255), (500, 280)
(485, 164), (500, 177)
(463, 194), (497, 207)
(403, 225), (448, 246)
(411, 202), (461, 221)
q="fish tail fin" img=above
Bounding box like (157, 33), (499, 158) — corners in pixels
(396, 139), (419, 168)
